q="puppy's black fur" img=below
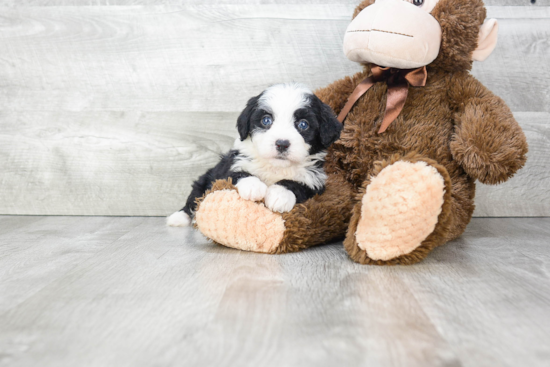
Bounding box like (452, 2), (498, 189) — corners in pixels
(180, 150), (251, 217)
(177, 89), (342, 218)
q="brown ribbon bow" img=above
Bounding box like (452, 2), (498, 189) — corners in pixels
(337, 65), (428, 133)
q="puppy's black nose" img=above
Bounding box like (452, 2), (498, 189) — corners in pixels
(276, 139), (290, 153)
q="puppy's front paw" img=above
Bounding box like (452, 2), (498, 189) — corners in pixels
(236, 176), (268, 201)
(265, 185), (296, 213)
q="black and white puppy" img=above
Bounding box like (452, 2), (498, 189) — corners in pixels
(167, 83), (342, 227)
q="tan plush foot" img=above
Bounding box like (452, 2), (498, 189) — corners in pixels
(195, 189), (286, 253)
(356, 161), (445, 261)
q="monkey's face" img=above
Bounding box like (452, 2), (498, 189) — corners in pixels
(344, 0), (499, 71)
(343, 0), (442, 69)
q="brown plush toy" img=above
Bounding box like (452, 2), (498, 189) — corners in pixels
(194, 0), (528, 265)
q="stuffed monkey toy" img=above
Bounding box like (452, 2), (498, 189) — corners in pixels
(194, 0), (528, 265)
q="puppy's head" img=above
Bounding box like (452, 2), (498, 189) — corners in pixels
(237, 83), (342, 167)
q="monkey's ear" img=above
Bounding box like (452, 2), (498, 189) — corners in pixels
(236, 95), (260, 141)
(472, 19), (499, 62)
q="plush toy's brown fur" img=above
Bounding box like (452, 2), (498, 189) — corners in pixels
(194, 0), (528, 265)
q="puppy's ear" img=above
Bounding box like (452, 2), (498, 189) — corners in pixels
(314, 97), (343, 148)
(236, 94), (261, 141)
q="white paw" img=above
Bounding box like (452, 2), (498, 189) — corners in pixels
(265, 185), (296, 213)
(166, 211), (191, 227)
(236, 176), (268, 201)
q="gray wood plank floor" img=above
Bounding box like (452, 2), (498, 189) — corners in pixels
(0, 216), (548, 367)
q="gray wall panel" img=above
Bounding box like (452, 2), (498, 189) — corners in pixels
(0, 3), (548, 216)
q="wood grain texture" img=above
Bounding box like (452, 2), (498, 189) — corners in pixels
(0, 4), (548, 216)
(0, 216), (145, 314)
(0, 0), (547, 6)
(0, 4), (357, 112)
(0, 216), (549, 366)
(0, 5), (547, 112)
(0, 111), (238, 215)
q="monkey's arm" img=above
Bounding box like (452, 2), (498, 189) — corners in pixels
(449, 75), (528, 185)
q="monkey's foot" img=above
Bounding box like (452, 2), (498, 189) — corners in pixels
(195, 180), (285, 253)
(345, 159), (449, 265)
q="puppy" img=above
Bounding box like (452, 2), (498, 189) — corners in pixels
(167, 83), (342, 227)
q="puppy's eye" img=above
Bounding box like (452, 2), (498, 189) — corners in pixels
(297, 119), (309, 131)
(261, 115), (273, 126)
(412, 0), (423, 5)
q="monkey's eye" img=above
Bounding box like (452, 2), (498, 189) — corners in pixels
(412, 0), (424, 5)
(261, 115), (273, 126)
(297, 120), (309, 131)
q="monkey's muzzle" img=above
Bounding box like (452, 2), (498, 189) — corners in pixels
(343, 0), (442, 69)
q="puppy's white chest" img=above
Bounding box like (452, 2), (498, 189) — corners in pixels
(240, 162), (302, 186)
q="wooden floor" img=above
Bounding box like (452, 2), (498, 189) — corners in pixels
(0, 216), (549, 367)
